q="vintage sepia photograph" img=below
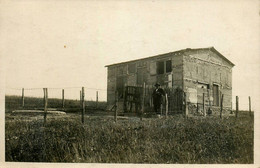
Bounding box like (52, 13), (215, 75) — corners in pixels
(0, 0), (259, 167)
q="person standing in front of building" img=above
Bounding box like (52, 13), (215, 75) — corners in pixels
(152, 83), (165, 115)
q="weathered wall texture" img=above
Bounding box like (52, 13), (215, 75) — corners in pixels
(183, 49), (233, 114)
(106, 48), (233, 114)
(107, 52), (184, 107)
(107, 66), (116, 105)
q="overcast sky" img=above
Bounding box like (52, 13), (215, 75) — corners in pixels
(0, 0), (259, 109)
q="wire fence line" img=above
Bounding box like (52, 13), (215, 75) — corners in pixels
(5, 86), (108, 115)
(5, 86), (109, 102)
(5, 86), (254, 111)
(6, 86), (108, 91)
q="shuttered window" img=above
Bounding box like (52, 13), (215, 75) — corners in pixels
(157, 61), (164, 74)
(166, 60), (172, 73)
(150, 60), (172, 75)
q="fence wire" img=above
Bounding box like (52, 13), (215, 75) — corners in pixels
(5, 86), (254, 111)
(5, 87), (109, 113)
(6, 87), (108, 101)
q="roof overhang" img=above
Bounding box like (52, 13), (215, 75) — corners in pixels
(105, 47), (235, 68)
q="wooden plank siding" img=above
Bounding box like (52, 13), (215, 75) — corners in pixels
(106, 47), (234, 114)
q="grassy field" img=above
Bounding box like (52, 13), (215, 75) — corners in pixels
(5, 109), (254, 163)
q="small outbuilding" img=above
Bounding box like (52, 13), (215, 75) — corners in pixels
(105, 47), (234, 115)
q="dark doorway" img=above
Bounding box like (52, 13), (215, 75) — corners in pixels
(172, 87), (185, 113)
(213, 84), (219, 106)
(116, 76), (126, 99)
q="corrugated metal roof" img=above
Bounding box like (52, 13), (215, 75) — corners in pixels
(105, 47), (235, 67)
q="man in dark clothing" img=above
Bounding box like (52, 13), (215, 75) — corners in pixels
(152, 83), (165, 114)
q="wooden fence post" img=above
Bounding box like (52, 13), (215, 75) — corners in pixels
(249, 96), (251, 117)
(160, 88), (163, 116)
(141, 82), (146, 121)
(43, 88), (48, 124)
(165, 93), (168, 118)
(114, 91), (118, 122)
(22, 88), (24, 108)
(220, 94), (223, 119)
(208, 89), (211, 116)
(62, 89), (65, 109)
(231, 101), (233, 114)
(236, 96), (239, 118)
(185, 96), (188, 117)
(149, 86), (153, 108)
(82, 87), (85, 124)
(203, 93), (205, 116)
(160, 104), (163, 116)
(196, 102), (199, 114)
(80, 90), (82, 103)
(123, 84), (127, 113)
(43, 88), (45, 121)
(96, 91), (98, 109)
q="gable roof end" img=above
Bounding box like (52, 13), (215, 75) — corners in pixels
(209, 47), (235, 67)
